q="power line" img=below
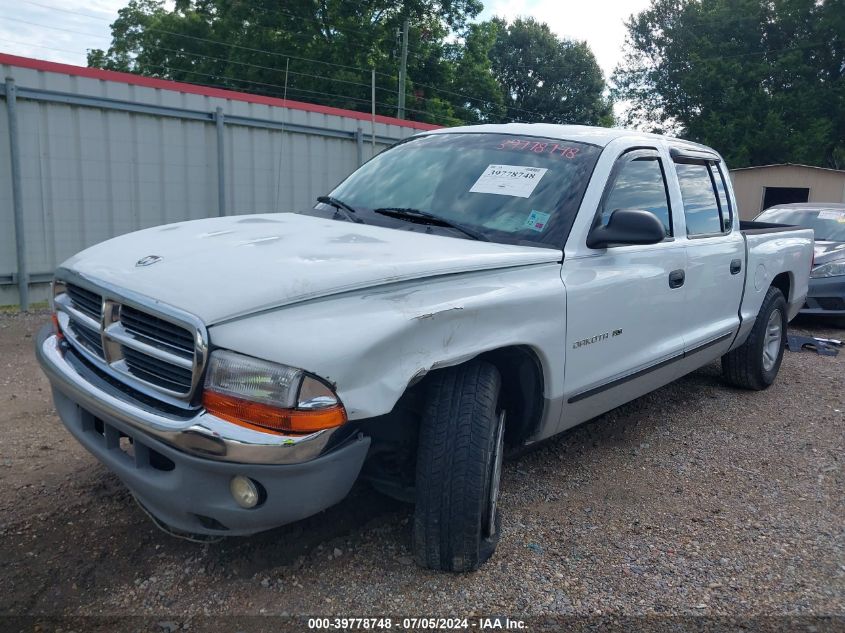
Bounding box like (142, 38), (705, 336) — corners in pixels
(158, 66), (462, 125)
(267, 4), (448, 62)
(1, 15), (392, 95)
(16, 0), (436, 78)
(0, 21), (510, 125)
(2, 15), (110, 39)
(11, 0), (541, 119)
(159, 46), (488, 121)
(17, 0), (408, 63)
(640, 7), (827, 31)
(3, 39), (92, 58)
(641, 40), (833, 69)
(16, 0), (114, 22)
(513, 39), (832, 72)
(0, 15), (510, 121)
(128, 44), (398, 95)
(2, 13), (389, 78)
(0, 37), (462, 125)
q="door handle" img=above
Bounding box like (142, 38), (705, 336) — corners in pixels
(730, 258), (742, 275)
(668, 269), (685, 289)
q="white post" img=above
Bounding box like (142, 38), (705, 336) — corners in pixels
(397, 18), (409, 119)
(5, 77), (28, 311)
(371, 68), (376, 154)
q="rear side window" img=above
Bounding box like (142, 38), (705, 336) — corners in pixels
(600, 156), (672, 236)
(712, 164), (733, 231)
(676, 163), (723, 235)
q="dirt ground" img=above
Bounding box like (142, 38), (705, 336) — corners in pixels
(1, 310), (843, 629)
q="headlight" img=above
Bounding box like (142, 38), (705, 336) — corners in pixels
(810, 259), (845, 278)
(202, 350), (346, 435)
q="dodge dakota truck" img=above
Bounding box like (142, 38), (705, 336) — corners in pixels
(37, 124), (814, 572)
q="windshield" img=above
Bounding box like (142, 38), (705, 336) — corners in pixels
(756, 207), (845, 242)
(319, 133), (602, 247)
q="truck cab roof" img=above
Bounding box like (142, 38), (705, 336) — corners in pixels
(423, 123), (715, 154)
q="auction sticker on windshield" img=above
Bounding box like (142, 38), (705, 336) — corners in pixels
(817, 210), (845, 221)
(469, 165), (548, 198)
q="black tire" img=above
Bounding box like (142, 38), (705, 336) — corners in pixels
(413, 360), (504, 572)
(722, 286), (787, 390)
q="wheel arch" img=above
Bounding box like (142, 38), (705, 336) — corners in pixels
(472, 345), (546, 447)
(414, 345), (546, 447)
(357, 344), (547, 502)
(771, 271), (792, 303)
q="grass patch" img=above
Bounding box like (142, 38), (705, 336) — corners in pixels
(0, 301), (50, 313)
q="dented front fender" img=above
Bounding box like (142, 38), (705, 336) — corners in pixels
(208, 263), (567, 422)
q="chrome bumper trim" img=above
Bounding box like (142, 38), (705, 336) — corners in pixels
(37, 331), (333, 465)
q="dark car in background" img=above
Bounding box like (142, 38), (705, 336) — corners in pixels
(755, 203), (845, 325)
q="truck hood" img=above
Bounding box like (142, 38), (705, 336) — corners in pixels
(61, 213), (562, 324)
(813, 240), (845, 265)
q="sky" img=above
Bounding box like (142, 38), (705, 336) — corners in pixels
(0, 0), (122, 62)
(1, 0), (650, 91)
(478, 0), (652, 81)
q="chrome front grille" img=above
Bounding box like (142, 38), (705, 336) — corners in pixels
(120, 305), (195, 357)
(66, 284), (102, 322)
(54, 278), (208, 408)
(121, 345), (194, 392)
(68, 320), (105, 358)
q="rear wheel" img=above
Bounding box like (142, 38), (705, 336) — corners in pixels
(413, 361), (503, 572)
(722, 286), (787, 390)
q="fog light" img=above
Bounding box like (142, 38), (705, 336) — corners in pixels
(230, 475), (259, 509)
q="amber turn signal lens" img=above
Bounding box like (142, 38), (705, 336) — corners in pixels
(51, 313), (64, 341)
(203, 390), (347, 435)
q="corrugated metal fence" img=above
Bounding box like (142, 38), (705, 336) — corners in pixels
(0, 54), (438, 308)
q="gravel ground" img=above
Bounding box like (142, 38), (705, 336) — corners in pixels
(1, 310), (843, 629)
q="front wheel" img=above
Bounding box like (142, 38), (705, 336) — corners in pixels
(722, 286), (787, 390)
(413, 361), (504, 572)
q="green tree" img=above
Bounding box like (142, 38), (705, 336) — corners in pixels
(88, 0), (485, 125)
(487, 17), (612, 125)
(613, 0), (845, 168)
(440, 21), (506, 123)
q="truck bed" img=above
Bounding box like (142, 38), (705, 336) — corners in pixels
(734, 223), (815, 346)
(740, 220), (802, 235)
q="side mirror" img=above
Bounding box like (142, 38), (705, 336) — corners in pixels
(586, 209), (666, 249)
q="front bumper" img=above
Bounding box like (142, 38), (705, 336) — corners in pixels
(37, 328), (340, 465)
(36, 328), (370, 535)
(800, 276), (845, 316)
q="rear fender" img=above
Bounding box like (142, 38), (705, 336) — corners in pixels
(734, 229), (813, 346)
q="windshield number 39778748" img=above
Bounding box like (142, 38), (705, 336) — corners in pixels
(496, 138), (581, 159)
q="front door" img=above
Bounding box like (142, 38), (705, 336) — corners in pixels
(561, 148), (688, 429)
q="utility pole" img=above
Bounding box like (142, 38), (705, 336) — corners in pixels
(397, 18), (409, 119)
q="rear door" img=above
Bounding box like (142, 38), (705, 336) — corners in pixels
(672, 156), (745, 356)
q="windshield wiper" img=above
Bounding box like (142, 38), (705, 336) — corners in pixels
(373, 207), (489, 242)
(317, 195), (364, 224)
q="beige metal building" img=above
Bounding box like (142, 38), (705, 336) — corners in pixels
(729, 163), (845, 220)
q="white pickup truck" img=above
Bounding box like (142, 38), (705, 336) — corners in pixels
(37, 124), (813, 572)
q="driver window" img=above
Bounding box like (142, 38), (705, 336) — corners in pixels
(600, 157), (673, 237)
